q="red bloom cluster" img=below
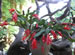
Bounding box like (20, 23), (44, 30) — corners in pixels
(0, 21), (8, 26)
(9, 9), (18, 22)
(64, 25), (71, 30)
(22, 29), (31, 41)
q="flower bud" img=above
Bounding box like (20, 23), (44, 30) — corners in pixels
(50, 30), (57, 39)
(32, 39), (37, 49)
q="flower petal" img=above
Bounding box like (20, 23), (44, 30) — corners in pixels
(12, 12), (17, 22)
(51, 30), (57, 39)
(64, 25), (71, 30)
(9, 8), (15, 14)
(32, 39), (37, 49)
(42, 35), (46, 43)
(46, 34), (52, 45)
(32, 14), (40, 20)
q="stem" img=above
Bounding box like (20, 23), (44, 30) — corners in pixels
(29, 16), (32, 30)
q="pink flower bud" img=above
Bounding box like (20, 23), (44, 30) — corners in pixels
(32, 14), (40, 20)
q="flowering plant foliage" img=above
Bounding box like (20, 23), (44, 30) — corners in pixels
(7, 8), (75, 50)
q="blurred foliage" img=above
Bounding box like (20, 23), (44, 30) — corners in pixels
(7, 25), (19, 37)
(71, 0), (75, 15)
(0, 25), (18, 39)
(71, 0), (75, 8)
(2, 0), (11, 20)
(0, 26), (7, 39)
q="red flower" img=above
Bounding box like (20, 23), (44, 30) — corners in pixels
(41, 46), (44, 53)
(9, 8), (15, 14)
(64, 25), (71, 30)
(22, 29), (30, 41)
(12, 12), (17, 22)
(3, 21), (8, 25)
(50, 30), (57, 39)
(42, 35), (46, 43)
(46, 34), (52, 45)
(32, 14), (40, 20)
(22, 36), (27, 41)
(30, 32), (36, 40)
(32, 39), (37, 49)
(25, 29), (31, 37)
(36, 24), (38, 28)
(0, 21), (8, 26)
(57, 31), (63, 37)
